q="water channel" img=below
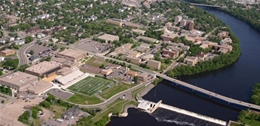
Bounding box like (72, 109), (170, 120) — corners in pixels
(107, 7), (260, 126)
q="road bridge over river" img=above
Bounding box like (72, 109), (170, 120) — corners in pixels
(156, 73), (260, 111)
(189, 3), (221, 8)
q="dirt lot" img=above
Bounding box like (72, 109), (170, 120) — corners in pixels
(0, 98), (44, 126)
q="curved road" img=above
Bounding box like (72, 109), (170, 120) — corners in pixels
(17, 42), (35, 66)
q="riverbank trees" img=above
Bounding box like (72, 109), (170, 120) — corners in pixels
(167, 28), (241, 77)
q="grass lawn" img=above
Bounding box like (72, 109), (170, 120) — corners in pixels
(92, 99), (137, 122)
(132, 85), (146, 100)
(230, 122), (242, 126)
(49, 105), (67, 119)
(99, 82), (135, 99)
(68, 76), (113, 96)
(239, 110), (260, 126)
(85, 57), (108, 67)
(66, 93), (101, 105)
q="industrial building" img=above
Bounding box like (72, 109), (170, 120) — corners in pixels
(56, 49), (85, 62)
(27, 80), (52, 95)
(25, 61), (62, 77)
(97, 34), (119, 43)
(0, 72), (38, 91)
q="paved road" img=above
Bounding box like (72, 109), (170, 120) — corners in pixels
(17, 42), (35, 66)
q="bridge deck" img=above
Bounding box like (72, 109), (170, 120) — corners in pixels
(156, 74), (260, 111)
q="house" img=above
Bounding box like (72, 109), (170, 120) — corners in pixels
(184, 56), (198, 66)
(15, 39), (25, 45)
(126, 70), (138, 78)
(0, 56), (5, 62)
(0, 49), (15, 56)
(147, 60), (161, 70)
(0, 39), (6, 44)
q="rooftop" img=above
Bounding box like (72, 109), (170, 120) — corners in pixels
(57, 49), (85, 58)
(97, 34), (119, 41)
(25, 61), (61, 74)
(0, 71), (38, 87)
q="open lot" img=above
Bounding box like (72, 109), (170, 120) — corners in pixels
(0, 98), (44, 126)
(85, 57), (109, 67)
(67, 93), (101, 105)
(74, 40), (110, 54)
(68, 76), (114, 96)
(80, 64), (102, 74)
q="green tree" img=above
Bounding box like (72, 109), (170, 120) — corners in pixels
(133, 76), (139, 83)
(25, 36), (34, 43)
(29, 50), (34, 55)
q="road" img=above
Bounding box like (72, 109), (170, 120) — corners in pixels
(17, 36), (51, 66)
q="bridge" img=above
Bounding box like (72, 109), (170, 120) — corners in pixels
(156, 73), (260, 111)
(189, 3), (221, 8)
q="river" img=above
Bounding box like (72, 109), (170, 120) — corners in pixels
(107, 7), (260, 126)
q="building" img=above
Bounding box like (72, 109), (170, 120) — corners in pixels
(97, 34), (119, 43)
(27, 80), (52, 95)
(147, 60), (161, 70)
(127, 56), (141, 64)
(0, 72), (38, 91)
(101, 68), (113, 76)
(56, 49), (85, 62)
(175, 16), (182, 24)
(138, 73), (148, 82)
(15, 39), (25, 45)
(126, 70), (138, 78)
(54, 69), (88, 85)
(54, 26), (63, 32)
(187, 20), (194, 30)
(161, 33), (178, 42)
(106, 19), (123, 26)
(57, 67), (73, 76)
(136, 36), (159, 43)
(125, 22), (140, 29)
(132, 29), (146, 35)
(0, 57), (5, 62)
(165, 22), (172, 27)
(0, 49), (15, 56)
(184, 56), (198, 66)
(42, 30), (53, 35)
(127, 50), (141, 58)
(141, 54), (154, 61)
(180, 19), (187, 27)
(28, 27), (41, 34)
(25, 61), (62, 77)
(217, 31), (229, 38)
(0, 39), (6, 44)
(162, 48), (180, 58)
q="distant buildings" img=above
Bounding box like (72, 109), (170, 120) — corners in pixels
(162, 46), (182, 58)
(132, 29), (146, 35)
(136, 36), (159, 43)
(180, 19), (187, 27)
(56, 49), (85, 63)
(186, 20), (194, 30)
(124, 22), (140, 29)
(175, 16), (182, 24)
(184, 56), (198, 66)
(106, 19), (123, 26)
(160, 33), (178, 41)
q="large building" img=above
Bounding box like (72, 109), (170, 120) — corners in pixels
(180, 19), (187, 27)
(175, 16), (182, 24)
(160, 33), (178, 42)
(97, 34), (119, 43)
(0, 49), (15, 56)
(54, 69), (88, 85)
(56, 49), (85, 62)
(147, 60), (161, 70)
(106, 19), (123, 26)
(125, 22), (140, 29)
(0, 72), (38, 91)
(186, 20), (194, 30)
(27, 80), (52, 95)
(25, 61), (62, 77)
(184, 56), (198, 66)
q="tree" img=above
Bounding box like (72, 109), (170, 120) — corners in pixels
(3, 59), (19, 70)
(18, 64), (29, 72)
(1, 100), (5, 103)
(99, 64), (105, 68)
(29, 50), (34, 55)
(25, 36), (34, 43)
(133, 76), (139, 83)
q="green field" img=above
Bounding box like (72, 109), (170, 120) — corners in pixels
(67, 93), (101, 105)
(68, 76), (113, 96)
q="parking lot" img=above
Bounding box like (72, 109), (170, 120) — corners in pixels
(107, 67), (134, 84)
(74, 40), (111, 54)
(47, 89), (74, 100)
(26, 44), (53, 57)
(80, 64), (102, 74)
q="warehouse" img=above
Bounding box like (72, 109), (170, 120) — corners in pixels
(0, 72), (38, 91)
(25, 61), (62, 77)
(56, 49), (85, 62)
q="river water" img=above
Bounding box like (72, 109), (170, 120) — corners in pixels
(107, 8), (260, 126)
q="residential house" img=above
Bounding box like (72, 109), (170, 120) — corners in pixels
(0, 49), (15, 56)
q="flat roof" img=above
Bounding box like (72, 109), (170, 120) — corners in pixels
(57, 49), (85, 58)
(97, 34), (119, 41)
(161, 33), (178, 39)
(0, 71), (38, 87)
(27, 80), (52, 94)
(1, 49), (15, 53)
(26, 61), (61, 74)
(55, 69), (85, 85)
